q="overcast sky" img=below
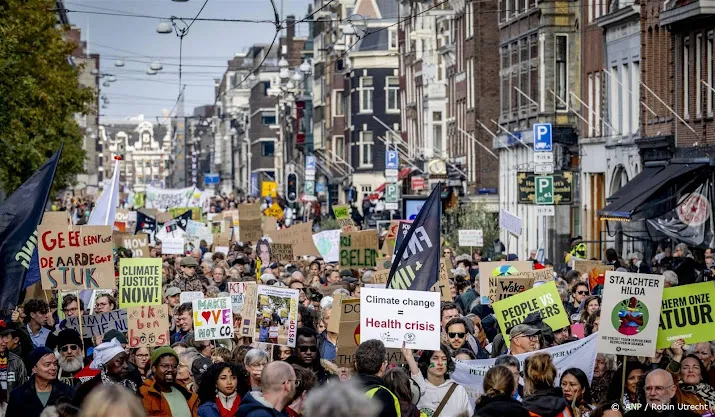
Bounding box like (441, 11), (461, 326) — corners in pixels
(67, 0), (311, 121)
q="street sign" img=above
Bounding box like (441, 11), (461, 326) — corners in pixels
(251, 173), (258, 197)
(411, 177), (425, 190)
(204, 173), (220, 185)
(534, 164), (554, 174)
(535, 176), (554, 205)
(385, 183), (399, 203)
(534, 152), (554, 164)
(385, 169), (398, 183)
(533, 123), (553, 152)
(305, 170), (315, 181)
(385, 203), (398, 210)
(305, 155), (316, 170)
(535, 205), (555, 216)
(385, 150), (399, 170)
(304, 180), (315, 196)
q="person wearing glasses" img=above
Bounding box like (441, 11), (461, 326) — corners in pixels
(55, 329), (86, 387)
(508, 324), (540, 355)
(237, 361), (297, 417)
(444, 318), (473, 357)
(197, 363), (247, 417)
(140, 346), (200, 416)
(286, 328), (335, 385)
(565, 281), (590, 317)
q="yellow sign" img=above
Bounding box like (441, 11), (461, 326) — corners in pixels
(262, 181), (278, 197)
(264, 204), (284, 219)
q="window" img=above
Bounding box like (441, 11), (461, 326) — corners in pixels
(262, 81), (270, 96)
(587, 73), (594, 137)
(697, 33), (703, 117)
(333, 135), (345, 160)
(261, 142), (275, 156)
(360, 185), (372, 194)
(333, 90), (344, 116)
(433, 112), (443, 155)
(359, 76), (374, 113)
(684, 36), (690, 118)
(388, 28), (398, 50)
(358, 131), (374, 168)
(611, 66), (621, 134)
(622, 63), (630, 133)
(386, 77), (400, 112)
(708, 32), (713, 116)
(588, 0), (594, 23)
(595, 72), (602, 136)
(555, 35), (568, 111)
(500, 46), (509, 115)
(630, 63), (639, 134)
(466, 2), (474, 38)
(261, 114), (276, 125)
(467, 59), (473, 109)
(499, 0), (507, 22)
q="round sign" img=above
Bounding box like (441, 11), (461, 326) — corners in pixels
(677, 192), (710, 226)
(610, 297), (649, 336)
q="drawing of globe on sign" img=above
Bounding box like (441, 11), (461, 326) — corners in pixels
(611, 297), (649, 336)
(316, 236), (332, 256)
(491, 265), (519, 277)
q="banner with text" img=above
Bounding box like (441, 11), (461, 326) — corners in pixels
(114, 232), (149, 258)
(127, 304), (169, 348)
(119, 258), (162, 307)
(266, 222), (320, 257)
(657, 282), (715, 348)
(340, 230), (379, 269)
(66, 309), (128, 338)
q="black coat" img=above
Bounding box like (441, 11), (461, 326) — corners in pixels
(473, 394), (530, 417)
(7, 376), (75, 417)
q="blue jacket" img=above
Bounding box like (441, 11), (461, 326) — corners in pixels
(237, 392), (288, 417)
(197, 401), (221, 417)
(7, 376), (75, 417)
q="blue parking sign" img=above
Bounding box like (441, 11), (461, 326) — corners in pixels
(533, 123), (552, 152)
(385, 150), (399, 170)
(306, 155), (316, 170)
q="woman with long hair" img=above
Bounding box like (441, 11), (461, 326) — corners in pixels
(197, 363), (247, 417)
(578, 296), (601, 324)
(590, 354), (616, 405)
(668, 339), (712, 411)
(560, 368), (595, 417)
(77, 385), (145, 417)
(522, 353), (573, 417)
(382, 367), (421, 417)
(473, 365), (530, 417)
(413, 344), (473, 416)
(606, 361), (646, 409)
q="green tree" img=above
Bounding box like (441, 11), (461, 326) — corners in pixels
(0, 0), (94, 193)
(442, 203), (500, 256)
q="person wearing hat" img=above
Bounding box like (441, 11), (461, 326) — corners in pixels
(101, 330), (144, 389)
(0, 320), (28, 393)
(339, 270), (358, 284)
(73, 338), (138, 407)
(55, 329), (86, 387)
(168, 257), (211, 293)
(139, 346), (199, 417)
(508, 324), (541, 355)
(165, 286), (181, 334)
(6, 346), (75, 417)
(260, 273), (278, 286)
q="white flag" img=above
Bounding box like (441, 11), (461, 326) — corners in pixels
(88, 158), (120, 226)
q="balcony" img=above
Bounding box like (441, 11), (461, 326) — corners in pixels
(661, 0), (715, 25)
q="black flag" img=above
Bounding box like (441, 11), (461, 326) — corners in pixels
(135, 211), (156, 235)
(0, 147), (62, 309)
(386, 184), (442, 291)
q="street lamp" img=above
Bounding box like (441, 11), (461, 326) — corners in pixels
(150, 62), (163, 71)
(292, 70), (303, 81)
(279, 57), (289, 68)
(114, 59), (125, 67)
(157, 21), (173, 34)
(147, 68), (157, 75)
(300, 60), (311, 73)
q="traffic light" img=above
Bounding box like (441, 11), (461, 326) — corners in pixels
(286, 172), (298, 203)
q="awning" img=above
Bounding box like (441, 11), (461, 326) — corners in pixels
(599, 162), (707, 221)
(369, 168), (413, 200)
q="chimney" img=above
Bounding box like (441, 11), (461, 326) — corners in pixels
(287, 15), (296, 40)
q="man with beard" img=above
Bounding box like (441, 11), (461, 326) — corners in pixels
(139, 347), (199, 416)
(286, 328), (334, 384)
(55, 329), (86, 387)
(169, 257), (210, 293)
(72, 338), (138, 407)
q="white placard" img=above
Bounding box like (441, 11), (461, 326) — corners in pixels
(597, 271), (665, 357)
(360, 287), (440, 350)
(499, 209), (522, 237)
(228, 282), (249, 312)
(458, 229), (484, 247)
(180, 291), (204, 305)
(215, 246), (229, 255)
(535, 206), (555, 216)
(192, 297), (234, 341)
(162, 237), (185, 255)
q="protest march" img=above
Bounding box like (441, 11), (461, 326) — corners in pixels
(1, 150), (714, 417)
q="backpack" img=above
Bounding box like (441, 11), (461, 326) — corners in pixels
(365, 384), (401, 416)
(528, 405), (574, 417)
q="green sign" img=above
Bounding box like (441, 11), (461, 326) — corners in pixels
(657, 282), (715, 348)
(385, 184), (399, 203)
(304, 180), (315, 196)
(535, 176), (554, 205)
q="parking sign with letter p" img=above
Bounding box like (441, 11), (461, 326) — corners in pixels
(533, 123), (553, 152)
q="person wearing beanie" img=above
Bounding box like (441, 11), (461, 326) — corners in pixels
(55, 329), (86, 387)
(0, 319), (28, 393)
(6, 346), (75, 417)
(72, 338), (138, 407)
(140, 346), (200, 417)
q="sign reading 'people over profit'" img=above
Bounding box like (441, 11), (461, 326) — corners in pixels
(493, 281), (569, 346)
(598, 271), (665, 357)
(38, 225), (115, 291)
(119, 258), (162, 307)
(656, 282), (715, 349)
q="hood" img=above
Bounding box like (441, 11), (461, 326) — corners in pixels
(239, 392), (276, 414)
(522, 388), (570, 417)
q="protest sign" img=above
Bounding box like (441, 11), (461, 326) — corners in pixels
(432, 258), (452, 301)
(271, 243), (294, 263)
(657, 282), (715, 348)
(145, 186), (203, 210)
(458, 230), (484, 247)
(312, 230), (340, 263)
(119, 258), (162, 307)
(372, 269), (390, 285)
(222, 209), (239, 227)
(66, 309), (128, 338)
(228, 281), (251, 312)
(193, 297), (234, 341)
(38, 225), (115, 291)
(186, 220), (210, 238)
(598, 271), (665, 357)
(239, 203), (262, 243)
(263, 216), (278, 234)
(255, 286), (299, 346)
(571, 259), (614, 294)
(239, 283), (258, 338)
(339, 230), (379, 268)
(168, 207), (201, 221)
(478, 261), (533, 304)
(267, 222), (320, 257)
(493, 281), (569, 346)
(360, 287), (440, 350)
(333, 205), (355, 229)
(493, 276), (536, 301)
(329, 296), (361, 367)
(264, 204), (284, 219)
(127, 305), (169, 348)
(114, 233), (149, 257)
(180, 291), (204, 305)
(161, 237), (185, 255)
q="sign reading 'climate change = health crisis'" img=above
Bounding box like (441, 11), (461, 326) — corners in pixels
(360, 287), (440, 351)
(656, 282), (715, 349)
(598, 271), (665, 357)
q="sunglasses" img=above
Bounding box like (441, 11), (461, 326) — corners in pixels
(298, 345), (319, 352)
(61, 344), (79, 353)
(448, 332), (466, 339)
(577, 290), (590, 295)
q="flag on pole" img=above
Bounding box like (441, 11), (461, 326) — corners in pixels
(386, 183), (442, 292)
(0, 147), (62, 309)
(88, 157), (121, 226)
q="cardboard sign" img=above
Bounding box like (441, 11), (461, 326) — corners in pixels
(433, 258), (452, 301)
(180, 291), (204, 305)
(161, 237), (185, 255)
(458, 229), (484, 247)
(657, 282), (715, 348)
(255, 285), (299, 346)
(493, 277), (536, 302)
(223, 209), (239, 226)
(193, 297), (235, 341)
(333, 205), (355, 229)
(372, 269), (390, 285)
(571, 260), (614, 293)
(168, 207), (201, 221)
(228, 281), (250, 312)
(267, 222), (320, 257)
(493, 281), (569, 346)
(66, 309), (128, 338)
(38, 225), (115, 291)
(114, 233), (149, 257)
(339, 230), (379, 268)
(239, 283), (258, 338)
(598, 271), (665, 357)
(478, 261), (534, 305)
(264, 204), (284, 219)
(360, 287), (440, 350)
(119, 258), (162, 307)
(263, 216), (278, 234)
(127, 305), (170, 348)
(271, 243), (294, 263)
(330, 295), (362, 367)
(239, 203), (262, 243)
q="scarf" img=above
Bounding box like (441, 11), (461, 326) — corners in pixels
(100, 369), (138, 393)
(217, 392), (240, 417)
(589, 372), (612, 405)
(681, 382), (715, 406)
